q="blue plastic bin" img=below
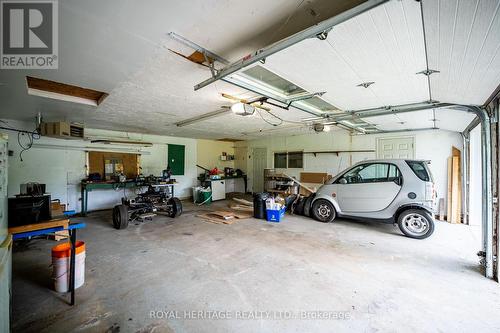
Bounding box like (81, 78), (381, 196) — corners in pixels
(266, 207), (285, 222)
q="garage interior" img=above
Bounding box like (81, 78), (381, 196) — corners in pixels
(1, 0), (500, 332)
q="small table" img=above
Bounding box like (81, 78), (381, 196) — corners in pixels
(9, 219), (86, 305)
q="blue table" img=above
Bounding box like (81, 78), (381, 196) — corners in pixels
(11, 222), (86, 305)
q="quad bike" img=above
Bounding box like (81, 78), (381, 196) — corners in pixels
(112, 184), (182, 229)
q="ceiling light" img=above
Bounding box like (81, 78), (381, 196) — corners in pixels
(231, 102), (255, 116)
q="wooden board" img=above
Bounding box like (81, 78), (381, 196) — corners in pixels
(451, 156), (461, 223)
(446, 150), (462, 224)
(8, 218), (70, 234)
(447, 156), (453, 222)
(196, 210), (252, 225)
(232, 198), (253, 206)
(229, 204), (253, 212)
(300, 172), (329, 184)
(88, 151), (139, 179)
(27, 76), (108, 105)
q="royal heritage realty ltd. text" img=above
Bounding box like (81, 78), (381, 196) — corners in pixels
(150, 310), (352, 320)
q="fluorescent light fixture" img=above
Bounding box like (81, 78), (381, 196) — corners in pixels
(90, 139), (153, 147)
(176, 108), (230, 127)
(231, 102), (255, 116)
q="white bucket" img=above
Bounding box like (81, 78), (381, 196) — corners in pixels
(51, 241), (85, 293)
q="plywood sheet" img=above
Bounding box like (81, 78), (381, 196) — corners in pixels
(300, 172), (329, 184)
(88, 151), (139, 179)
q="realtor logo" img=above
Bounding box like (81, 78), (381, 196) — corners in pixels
(1, 0), (58, 69)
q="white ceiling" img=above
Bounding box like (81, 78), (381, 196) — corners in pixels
(0, 0), (498, 139)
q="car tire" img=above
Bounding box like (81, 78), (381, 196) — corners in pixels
(311, 199), (336, 223)
(303, 195), (314, 217)
(397, 209), (435, 239)
(112, 204), (129, 229)
(293, 196), (305, 215)
(168, 197), (183, 218)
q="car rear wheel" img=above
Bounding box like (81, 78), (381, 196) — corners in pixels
(397, 209), (434, 239)
(312, 199), (336, 223)
(112, 204), (129, 229)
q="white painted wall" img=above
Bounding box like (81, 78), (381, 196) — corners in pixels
(3, 119), (197, 213)
(196, 139), (234, 170)
(236, 128), (463, 210)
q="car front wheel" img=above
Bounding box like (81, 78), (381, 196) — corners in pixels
(397, 209), (434, 239)
(312, 199), (336, 223)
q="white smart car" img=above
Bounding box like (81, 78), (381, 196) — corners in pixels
(308, 159), (436, 239)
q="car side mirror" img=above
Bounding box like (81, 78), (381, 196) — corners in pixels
(339, 178), (347, 184)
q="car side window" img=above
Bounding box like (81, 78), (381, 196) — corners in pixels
(338, 163), (401, 184)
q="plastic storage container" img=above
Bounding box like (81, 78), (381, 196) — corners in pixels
(199, 189), (212, 205)
(266, 207), (286, 222)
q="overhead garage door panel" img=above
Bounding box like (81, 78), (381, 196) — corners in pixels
(424, 0), (500, 105)
(262, 0), (428, 111)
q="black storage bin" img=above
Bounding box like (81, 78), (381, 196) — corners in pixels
(253, 192), (269, 219)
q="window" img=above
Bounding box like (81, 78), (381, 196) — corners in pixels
(338, 163), (400, 184)
(387, 164), (401, 181)
(274, 152), (287, 168)
(273, 151), (303, 168)
(287, 151), (303, 168)
(406, 160), (430, 181)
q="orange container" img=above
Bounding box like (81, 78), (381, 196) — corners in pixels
(51, 241), (85, 258)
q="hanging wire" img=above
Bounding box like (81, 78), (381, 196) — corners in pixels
(0, 119), (40, 161)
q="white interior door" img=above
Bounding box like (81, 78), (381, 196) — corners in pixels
(252, 148), (267, 193)
(377, 137), (415, 159)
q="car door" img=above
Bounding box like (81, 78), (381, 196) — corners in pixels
(336, 163), (402, 212)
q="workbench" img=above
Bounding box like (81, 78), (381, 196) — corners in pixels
(9, 219), (86, 305)
(80, 181), (177, 216)
(80, 181), (143, 216)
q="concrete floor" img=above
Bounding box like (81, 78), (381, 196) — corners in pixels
(11, 200), (500, 333)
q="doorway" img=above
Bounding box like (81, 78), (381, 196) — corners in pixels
(252, 148), (267, 193)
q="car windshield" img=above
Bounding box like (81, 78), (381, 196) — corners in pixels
(406, 160), (431, 181)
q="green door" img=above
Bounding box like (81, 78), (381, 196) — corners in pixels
(168, 144), (185, 175)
